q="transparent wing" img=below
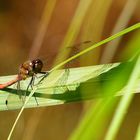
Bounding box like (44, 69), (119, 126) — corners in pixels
(6, 81), (24, 110)
(6, 93), (23, 110)
(39, 68), (78, 96)
(38, 40), (94, 70)
(53, 69), (70, 94)
(6, 76), (39, 110)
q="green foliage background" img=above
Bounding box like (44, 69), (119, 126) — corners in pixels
(0, 0), (140, 140)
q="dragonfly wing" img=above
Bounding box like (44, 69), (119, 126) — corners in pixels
(6, 76), (40, 110)
(6, 81), (23, 110)
(6, 93), (23, 110)
(39, 41), (94, 69)
(53, 69), (70, 94)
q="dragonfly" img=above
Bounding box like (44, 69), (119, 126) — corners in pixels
(0, 59), (48, 107)
(0, 40), (93, 109)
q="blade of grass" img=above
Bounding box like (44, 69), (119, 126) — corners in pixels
(54, 0), (93, 65)
(7, 86), (39, 140)
(69, 57), (138, 140)
(135, 123), (140, 140)
(69, 98), (119, 140)
(29, 0), (57, 59)
(104, 54), (140, 140)
(2, 59), (140, 110)
(50, 23), (140, 72)
(81, 0), (112, 65)
(0, 63), (119, 111)
(101, 0), (139, 63)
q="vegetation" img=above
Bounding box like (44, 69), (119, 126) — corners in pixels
(0, 0), (140, 140)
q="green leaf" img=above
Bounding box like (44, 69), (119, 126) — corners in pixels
(0, 63), (119, 111)
(1, 60), (140, 111)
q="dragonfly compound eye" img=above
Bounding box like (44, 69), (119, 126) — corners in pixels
(32, 59), (43, 73)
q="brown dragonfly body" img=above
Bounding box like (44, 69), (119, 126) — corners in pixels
(0, 59), (44, 89)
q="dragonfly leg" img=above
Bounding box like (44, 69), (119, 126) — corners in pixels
(38, 71), (49, 84)
(24, 76), (34, 102)
(28, 75), (39, 106)
(17, 80), (25, 103)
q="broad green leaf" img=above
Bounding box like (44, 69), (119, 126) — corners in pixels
(1, 61), (140, 111)
(0, 63), (119, 111)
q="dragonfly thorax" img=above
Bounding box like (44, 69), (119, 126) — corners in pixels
(19, 59), (43, 80)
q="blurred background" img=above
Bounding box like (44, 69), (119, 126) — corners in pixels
(0, 0), (140, 139)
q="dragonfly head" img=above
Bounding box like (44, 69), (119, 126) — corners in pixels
(32, 59), (43, 74)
